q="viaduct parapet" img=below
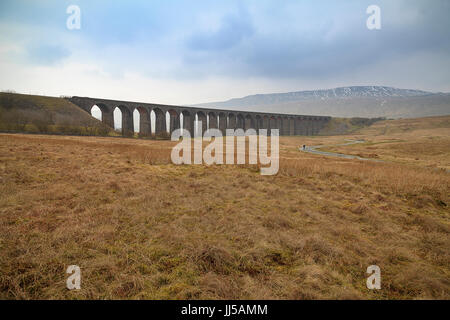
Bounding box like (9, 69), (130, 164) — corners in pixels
(68, 96), (331, 136)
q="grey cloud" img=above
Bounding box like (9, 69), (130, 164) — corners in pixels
(186, 9), (254, 52)
(177, 0), (450, 83)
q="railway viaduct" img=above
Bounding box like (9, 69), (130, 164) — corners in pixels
(68, 96), (331, 136)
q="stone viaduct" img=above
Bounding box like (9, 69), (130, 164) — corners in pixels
(68, 96), (331, 137)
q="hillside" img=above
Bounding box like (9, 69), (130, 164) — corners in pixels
(193, 86), (450, 119)
(319, 117), (385, 136)
(0, 92), (112, 136)
(357, 115), (450, 135)
(319, 114), (450, 136)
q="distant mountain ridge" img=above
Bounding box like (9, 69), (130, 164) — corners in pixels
(193, 86), (449, 119)
(195, 86), (432, 108)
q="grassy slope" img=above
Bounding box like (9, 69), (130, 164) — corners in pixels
(357, 115), (450, 135)
(0, 116), (448, 300)
(0, 93), (112, 136)
(319, 117), (385, 136)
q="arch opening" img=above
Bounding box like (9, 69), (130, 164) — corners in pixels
(113, 105), (133, 135)
(133, 109), (140, 133)
(218, 112), (227, 134)
(236, 114), (245, 129)
(153, 108), (166, 136)
(113, 107), (122, 131)
(90, 103), (113, 128)
(208, 112), (218, 129)
(244, 114), (253, 131)
(181, 110), (192, 135)
(196, 111), (207, 134)
(166, 109), (179, 135)
(91, 105), (102, 121)
(134, 107), (151, 136)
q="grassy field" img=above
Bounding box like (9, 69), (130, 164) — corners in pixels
(320, 115), (450, 171)
(0, 116), (449, 299)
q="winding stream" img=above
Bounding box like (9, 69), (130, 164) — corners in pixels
(300, 139), (384, 162)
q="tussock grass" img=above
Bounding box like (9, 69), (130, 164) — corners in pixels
(0, 118), (449, 300)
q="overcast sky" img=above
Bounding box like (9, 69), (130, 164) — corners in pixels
(0, 0), (449, 105)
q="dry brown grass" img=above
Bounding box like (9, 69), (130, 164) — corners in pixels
(317, 116), (450, 170)
(0, 118), (449, 300)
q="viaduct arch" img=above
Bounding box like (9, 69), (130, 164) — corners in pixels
(69, 96), (331, 137)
